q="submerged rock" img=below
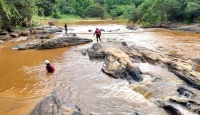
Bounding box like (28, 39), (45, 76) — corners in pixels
(169, 98), (200, 114)
(177, 86), (195, 98)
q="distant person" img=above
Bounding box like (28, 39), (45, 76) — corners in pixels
(94, 28), (102, 43)
(45, 60), (55, 73)
(64, 23), (67, 34)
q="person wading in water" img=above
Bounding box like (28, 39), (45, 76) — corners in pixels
(94, 28), (102, 43)
(45, 60), (55, 73)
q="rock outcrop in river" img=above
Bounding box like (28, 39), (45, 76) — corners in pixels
(87, 42), (143, 82)
(37, 37), (93, 49)
(29, 94), (82, 115)
(86, 41), (200, 114)
(142, 22), (200, 33)
(0, 25), (63, 42)
(12, 37), (93, 50)
(30, 26), (62, 34)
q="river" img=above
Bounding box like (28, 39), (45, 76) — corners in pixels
(0, 20), (200, 115)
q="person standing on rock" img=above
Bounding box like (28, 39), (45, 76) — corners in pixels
(45, 60), (55, 73)
(94, 28), (102, 43)
(64, 23), (67, 34)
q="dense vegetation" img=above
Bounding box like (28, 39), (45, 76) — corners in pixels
(0, 0), (200, 28)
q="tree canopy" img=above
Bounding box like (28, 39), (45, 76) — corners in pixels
(0, 0), (34, 28)
(0, 0), (200, 28)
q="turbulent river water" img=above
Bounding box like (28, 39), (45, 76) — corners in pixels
(0, 20), (200, 115)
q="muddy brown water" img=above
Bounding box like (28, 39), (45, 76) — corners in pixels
(0, 20), (200, 115)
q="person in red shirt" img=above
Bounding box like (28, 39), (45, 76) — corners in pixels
(45, 60), (55, 73)
(94, 28), (102, 43)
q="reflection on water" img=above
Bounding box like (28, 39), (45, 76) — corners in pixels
(0, 21), (200, 114)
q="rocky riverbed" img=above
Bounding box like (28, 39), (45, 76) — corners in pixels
(86, 41), (200, 114)
(1, 22), (200, 115)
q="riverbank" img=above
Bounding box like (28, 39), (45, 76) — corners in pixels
(33, 15), (128, 25)
(142, 22), (200, 34)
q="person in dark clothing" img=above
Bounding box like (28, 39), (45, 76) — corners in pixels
(45, 60), (55, 73)
(64, 23), (67, 34)
(94, 28), (102, 43)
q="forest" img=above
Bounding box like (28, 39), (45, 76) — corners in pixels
(0, 0), (200, 28)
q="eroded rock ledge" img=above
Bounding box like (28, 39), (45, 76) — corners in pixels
(87, 42), (143, 82)
(12, 37), (93, 50)
(37, 37), (93, 50)
(86, 42), (200, 114)
(130, 45), (200, 90)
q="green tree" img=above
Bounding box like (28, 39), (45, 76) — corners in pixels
(85, 5), (104, 18)
(94, 0), (105, 6)
(70, 0), (93, 18)
(0, 0), (34, 27)
(129, 0), (200, 24)
(36, 0), (57, 17)
(185, 2), (200, 22)
(110, 10), (117, 19)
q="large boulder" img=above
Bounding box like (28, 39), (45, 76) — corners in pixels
(86, 43), (105, 59)
(30, 26), (62, 34)
(37, 37), (93, 49)
(29, 94), (82, 115)
(35, 33), (51, 39)
(7, 26), (18, 32)
(87, 43), (143, 82)
(12, 41), (39, 50)
(102, 48), (142, 82)
(48, 21), (55, 27)
(0, 30), (9, 35)
(9, 32), (19, 38)
(0, 34), (11, 40)
(126, 26), (140, 30)
(20, 29), (30, 36)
